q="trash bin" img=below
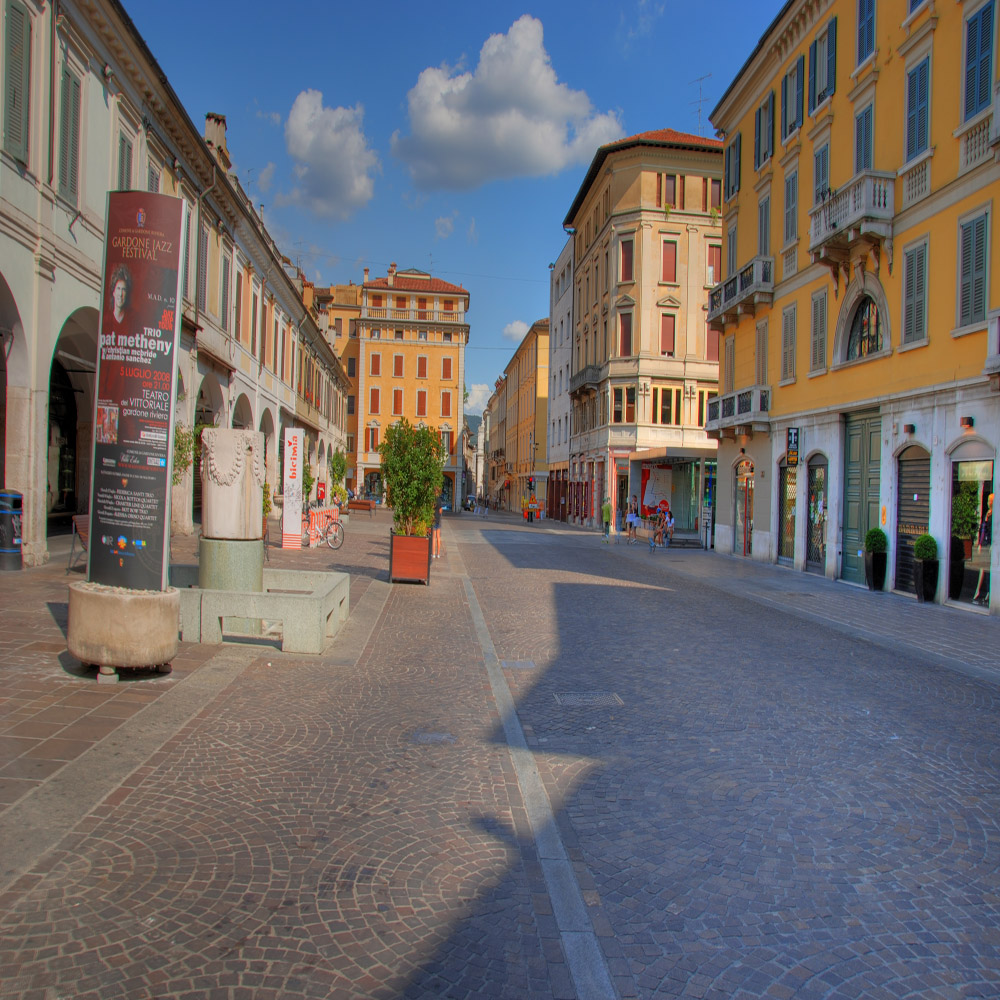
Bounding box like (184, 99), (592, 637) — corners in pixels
(0, 490), (23, 571)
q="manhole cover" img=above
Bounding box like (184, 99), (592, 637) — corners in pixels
(501, 659), (537, 670)
(410, 731), (456, 745)
(554, 691), (623, 708)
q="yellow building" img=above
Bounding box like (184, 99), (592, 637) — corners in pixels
(503, 320), (549, 513)
(708, 0), (999, 609)
(563, 129), (722, 531)
(350, 265), (470, 507)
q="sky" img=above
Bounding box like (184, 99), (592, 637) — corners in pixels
(126, 0), (778, 416)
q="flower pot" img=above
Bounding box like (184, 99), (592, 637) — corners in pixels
(913, 558), (939, 602)
(864, 551), (887, 591)
(389, 533), (432, 584)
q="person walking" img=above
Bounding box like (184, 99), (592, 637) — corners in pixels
(601, 496), (612, 543)
(627, 494), (639, 544)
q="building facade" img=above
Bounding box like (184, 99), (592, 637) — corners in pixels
(485, 376), (506, 508)
(563, 129), (723, 531)
(0, 0), (347, 564)
(503, 319), (549, 513)
(547, 238), (574, 520)
(708, 0), (999, 611)
(352, 265), (470, 507)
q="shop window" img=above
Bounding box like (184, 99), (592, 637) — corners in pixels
(950, 459), (994, 605)
(778, 462), (797, 562)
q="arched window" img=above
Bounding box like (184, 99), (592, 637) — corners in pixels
(846, 296), (882, 360)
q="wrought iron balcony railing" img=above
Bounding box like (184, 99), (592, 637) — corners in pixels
(707, 256), (774, 327)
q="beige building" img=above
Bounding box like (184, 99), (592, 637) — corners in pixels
(503, 320), (549, 513)
(562, 129), (723, 532)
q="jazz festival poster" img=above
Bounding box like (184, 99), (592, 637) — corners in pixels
(88, 192), (186, 590)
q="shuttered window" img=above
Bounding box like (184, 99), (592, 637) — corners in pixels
(442, 356), (453, 379)
(857, 0), (875, 65)
(220, 251), (231, 332)
(810, 291), (827, 372)
(780, 57), (805, 139)
(369, 387), (380, 415)
(147, 163), (160, 193)
(417, 355), (428, 378)
(959, 214), (988, 327)
(117, 131), (133, 191)
(197, 225), (208, 311)
(392, 389), (403, 415)
(58, 67), (81, 201)
(814, 144), (829, 204)
(620, 238), (634, 282)
(906, 58), (930, 161)
(416, 390), (427, 417)
(758, 196), (770, 256)
(393, 354), (403, 377)
(964, 2), (995, 121)
(619, 312), (632, 357)
(441, 391), (451, 417)
(660, 315), (676, 356)
(903, 241), (927, 344)
(370, 352), (381, 376)
(855, 104), (873, 173)
(784, 171), (798, 243)
(3, 0), (31, 163)
(781, 305), (797, 382)
(753, 91), (775, 168)
(183, 207), (192, 300)
(724, 336), (735, 393)
(661, 241), (677, 283)
(724, 133), (741, 199)
(755, 321), (768, 386)
(808, 17), (837, 113)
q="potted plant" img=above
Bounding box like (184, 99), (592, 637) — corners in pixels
(864, 527), (888, 591)
(951, 481), (980, 559)
(912, 533), (939, 602)
(379, 418), (444, 584)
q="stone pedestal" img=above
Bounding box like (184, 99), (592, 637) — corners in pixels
(200, 429), (265, 540)
(199, 538), (264, 634)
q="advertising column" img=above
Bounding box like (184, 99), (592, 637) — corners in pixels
(282, 428), (304, 548)
(88, 192), (186, 591)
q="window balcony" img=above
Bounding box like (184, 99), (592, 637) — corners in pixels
(362, 306), (465, 324)
(707, 256), (774, 329)
(705, 384), (771, 436)
(958, 106), (994, 174)
(808, 170), (894, 264)
(569, 363), (604, 397)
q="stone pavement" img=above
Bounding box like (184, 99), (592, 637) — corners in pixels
(0, 510), (998, 999)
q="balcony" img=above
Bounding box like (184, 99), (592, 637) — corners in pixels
(707, 256), (774, 329)
(705, 384), (771, 437)
(992, 83), (1000, 150)
(362, 306), (465, 324)
(569, 364), (603, 397)
(808, 170), (894, 264)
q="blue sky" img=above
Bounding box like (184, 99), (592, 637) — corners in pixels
(126, 1), (777, 415)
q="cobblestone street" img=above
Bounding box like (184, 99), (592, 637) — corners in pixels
(1, 510), (999, 999)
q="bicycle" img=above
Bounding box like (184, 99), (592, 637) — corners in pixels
(322, 518), (345, 549)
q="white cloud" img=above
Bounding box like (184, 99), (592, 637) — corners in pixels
(620, 0), (665, 42)
(435, 211), (458, 239)
(391, 15), (622, 190)
(257, 109), (281, 126)
(279, 90), (380, 220)
(466, 383), (491, 415)
(503, 320), (529, 343)
(467, 217), (478, 244)
(257, 162), (276, 193)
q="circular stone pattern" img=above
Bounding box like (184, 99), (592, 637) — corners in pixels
(68, 581), (179, 667)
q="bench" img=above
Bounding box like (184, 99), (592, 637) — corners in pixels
(67, 514), (89, 573)
(347, 498), (376, 517)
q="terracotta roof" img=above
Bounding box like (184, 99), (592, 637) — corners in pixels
(563, 127), (723, 228)
(365, 274), (468, 295)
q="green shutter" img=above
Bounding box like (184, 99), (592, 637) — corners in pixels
(58, 67), (80, 201)
(3, 0), (31, 163)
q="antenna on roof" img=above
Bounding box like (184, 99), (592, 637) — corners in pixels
(689, 74), (712, 136)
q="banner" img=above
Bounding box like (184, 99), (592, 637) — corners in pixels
(282, 427), (304, 548)
(88, 192), (186, 590)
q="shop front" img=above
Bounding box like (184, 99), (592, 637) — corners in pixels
(948, 453), (993, 607)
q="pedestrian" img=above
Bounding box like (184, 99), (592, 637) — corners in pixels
(601, 496), (612, 543)
(627, 494), (639, 544)
(664, 503), (675, 546)
(432, 496), (443, 558)
(650, 506), (666, 550)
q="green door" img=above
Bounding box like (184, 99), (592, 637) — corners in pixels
(842, 411), (882, 584)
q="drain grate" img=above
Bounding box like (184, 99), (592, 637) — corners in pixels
(501, 659), (537, 670)
(554, 691), (623, 708)
(410, 731), (456, 745)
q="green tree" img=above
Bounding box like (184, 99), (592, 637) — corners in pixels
(328, 448), (348, 486)
(378, 418), (445, 536)
(302, 457), (315, 505)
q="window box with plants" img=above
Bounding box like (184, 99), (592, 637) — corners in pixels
(864, 527), (888, 591)
(912, 533), (939, 603)
(379, 418), (444, 585)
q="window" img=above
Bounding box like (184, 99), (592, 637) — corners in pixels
(727, 223), (737, 275)
(370, 353), (381, 376)
(661, 241), (677, 283)
(418, 330), (427, 341)
(810, 290), (827, 371)
(58, 66), (81, 202)
(857, 0), (875, 65)
(441, 391), (452, 417)
(347, 356), (356, 378)
(394, 328), (403, 340)
(724, 336), (735, 392)
(905, 58), (929, 161)
(220, 250), (231, 332)
(758, 196), (771, 256)
(440, 430), (452, 455)
(147, 162), (160, 193)
(442, 356), (453, 380)
(707, 325), (720, 362)
(784, 171), (798, 244)
(653, 386), (681, 425)
(808, 17), (837, 113)
(781, 305), (797, 381)
(369, 387), (380, 414)
(755, 320), (768, 385)
(346, 434), (354, 453)
(234, 271), (243, 343)
(417, 355), (428, 378)
(846, 296), (883, 358)
(711, 178), (722, 209)
(964, 2), (994, 121)
(197, 225), (208, 312)
(814, 144), (830, 204)
(660, 315), (676, 356)
(3, 0), (31, 162)
(367, 426), (379, 452)
(370, 328), (381, 340)
(183, 207), (192, 300)
(395, 295), (406, 312)
(903, 241), (928, 344)
(662, 173), (677, 208)
(347, 395), (355, 415)
(620, 238), (634, 282)
(117, 130), (133, 191)
(392, 388), (403, 416)
(754, 92), (775, 168)
(781, 57), (805, 139)
(393, 354), (403, 377)
(708, 244), (721, 285)
(619, 312), (633, 356)
(612, 386), (636, 423)
(855, 104), (873, 173)
(416, 389), (427, 417)
(724, 133), (742, 199)
(959, 213), (988, 327)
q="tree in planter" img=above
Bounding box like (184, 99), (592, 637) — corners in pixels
(379, 418), (445, 537)
(864, 527), (888, 591)
(912, 533), (939, 602)
(951, 481), (980, 558)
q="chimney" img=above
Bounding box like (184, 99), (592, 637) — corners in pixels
(387, 262), (396, 287)
(363, 267), (370, 283)
(204, 113), (231, 170)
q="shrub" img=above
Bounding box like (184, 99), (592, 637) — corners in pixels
(379, 418), (445, 537)
(913, 533), (937, 560)
(864, 527), (887, 553)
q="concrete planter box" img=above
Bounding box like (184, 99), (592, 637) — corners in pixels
(389, 533), (431, 584)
